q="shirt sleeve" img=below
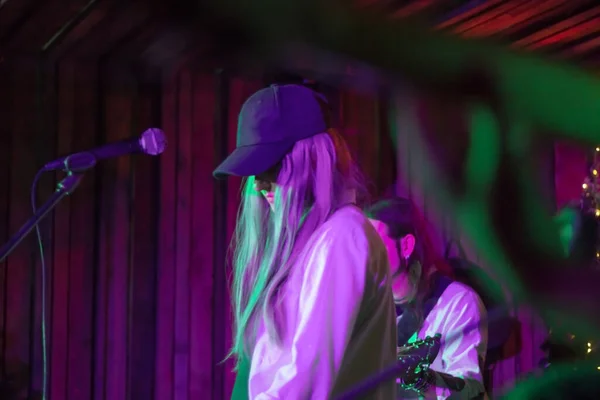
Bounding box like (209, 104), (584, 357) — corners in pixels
(431, 289), (488, 400)
(254, 221), (369, 399)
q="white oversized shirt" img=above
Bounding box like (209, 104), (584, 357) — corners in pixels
(400, 281), (488, 400)
(248, 205), (397, 399)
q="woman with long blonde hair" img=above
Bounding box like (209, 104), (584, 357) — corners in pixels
(214, 84), (397, 399)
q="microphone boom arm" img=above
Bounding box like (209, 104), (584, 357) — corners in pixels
(0, 172), (85, 263)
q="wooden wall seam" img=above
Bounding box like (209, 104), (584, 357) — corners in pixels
(212, 68), (229, 400)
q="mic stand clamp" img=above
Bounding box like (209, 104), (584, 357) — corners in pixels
(0, 172), (85, 263)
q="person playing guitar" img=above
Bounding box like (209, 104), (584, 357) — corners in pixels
(367, 198), (488, 399)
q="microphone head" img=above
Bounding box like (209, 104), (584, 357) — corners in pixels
(139, 128), (167, 156)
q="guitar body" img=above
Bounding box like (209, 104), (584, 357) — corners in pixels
(396, 335), (442, 385)
(336, 334), (441, 400)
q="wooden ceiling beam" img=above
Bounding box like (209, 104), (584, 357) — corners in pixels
(513, 4), (600, 47)
(68, 2), (151, 61)
(391, 0), (437, 18)
(44, 0), (121, 63)
(460, 0), (569, 38)
(451, 0), (530, 34)
(4, 0), (95, 53)
(500, 0), (595, 38)
(562, 35), (600, 57)
(526, 15), (600, 50)
(437, 0), (506, 30)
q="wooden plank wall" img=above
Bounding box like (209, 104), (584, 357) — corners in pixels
(0, 58), (395, 399)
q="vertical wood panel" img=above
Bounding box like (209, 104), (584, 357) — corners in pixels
(66, 63), (97, 400)
(62, 62), (97, 400)
(173, 69), (192, 400)
(127, 76), (159, 400)
(554, 142), (587, 209)
(393, 92), (416, 200)
(345, 91), (379, 196)
(102, 67), (134, 400)
(224, 76), (242, 399)
(92, 65), (109, 400)
(0, 59), (59, 399)
(190, 72), (216, 398)
(339, 91), (361, 159)
(0, 61), (11, 384)
(374, 96), (396, 198)
(155, 70), (178, 400)
(28, 59), (56, 399)
(212, 70), (229, 400)
(50, 61), (75, 400)
(6, 62), (37, 398)
(312, 88), (394, 200)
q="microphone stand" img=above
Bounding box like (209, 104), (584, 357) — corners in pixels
(0, 172), (85, 263)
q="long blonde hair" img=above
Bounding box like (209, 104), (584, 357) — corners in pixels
(229, 128), (364, 365)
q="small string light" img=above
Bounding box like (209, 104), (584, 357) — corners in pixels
(580, 145), (600, 265)
(565, 147), (600, 366)
(586, 342), (596, 355)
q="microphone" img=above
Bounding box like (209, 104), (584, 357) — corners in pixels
(42, 128), (167, 172)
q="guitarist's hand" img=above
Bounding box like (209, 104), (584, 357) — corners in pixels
(396, 335), (441, 390)
(397, 337), (468, 394)
(396, 345), (413, 356)
(396, 347), (424, 385)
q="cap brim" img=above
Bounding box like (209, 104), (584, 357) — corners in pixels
(213, 142), (293, 179)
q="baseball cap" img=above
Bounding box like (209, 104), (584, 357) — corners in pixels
(213, 84), (330, 179)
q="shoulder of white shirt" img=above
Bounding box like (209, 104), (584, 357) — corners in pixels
(440, 280), (486, 312)
(323, 204), (367, 229)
